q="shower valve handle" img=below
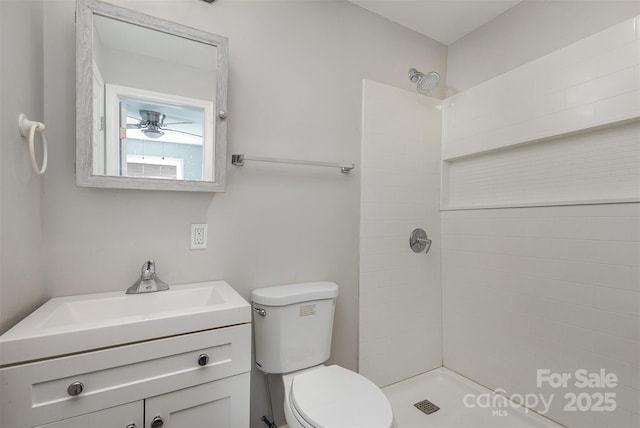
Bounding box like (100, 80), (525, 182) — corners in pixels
(410, 228), (432, 254)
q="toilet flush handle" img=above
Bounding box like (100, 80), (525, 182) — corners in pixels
(253, 307), (266, 317)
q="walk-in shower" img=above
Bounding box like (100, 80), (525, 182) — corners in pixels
(408, 68), (440, 94)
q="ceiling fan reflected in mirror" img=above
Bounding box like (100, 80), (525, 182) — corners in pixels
(127, 109), (202, 139)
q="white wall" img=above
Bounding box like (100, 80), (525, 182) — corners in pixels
(99, 45), (215, 101)
(444, 15), (640, 161)
(447, 0), (640, 93)
(359, 80), (442, 387)
(0, 0), (46, 334)
(40, 1), (446, 426)
(443, 2), (640, 427)
(442, 204), (640, 427)
(443, 14), (640, 210)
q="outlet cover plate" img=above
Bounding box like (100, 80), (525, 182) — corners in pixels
(190, 224), (208, 249)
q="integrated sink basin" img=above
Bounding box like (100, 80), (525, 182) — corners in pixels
(41, 286), (228, 328)
(0, 281), (250, 366)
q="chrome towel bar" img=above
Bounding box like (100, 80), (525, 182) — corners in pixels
(231, 154), (354, 174)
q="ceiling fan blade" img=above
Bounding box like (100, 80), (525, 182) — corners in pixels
(163, 121), (194, 126)
(162, 128), (203, 137)
(126, 124), (139, 129)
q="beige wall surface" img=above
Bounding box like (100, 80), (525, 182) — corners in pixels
(39, 1), (445, 425)
(0, 0), (46, 334)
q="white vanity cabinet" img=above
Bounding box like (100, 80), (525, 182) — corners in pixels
(35, 402), (143, 428)
(143, 374), (249, 428)
(1, 324), (251, 428)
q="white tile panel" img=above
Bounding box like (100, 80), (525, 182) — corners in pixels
(442, 204), (640, 428)
(443, 15), (640, 161)
(564, 66), (639, 109)
(444, 121), (640, 209)
(597, 40), (640, 77)
(359, 80), (442, 387)
(595, 88), (640, 123)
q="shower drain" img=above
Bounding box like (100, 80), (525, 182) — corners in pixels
(414, 399), (440, 415)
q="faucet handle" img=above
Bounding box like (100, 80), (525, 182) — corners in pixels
(141, 260), (155, 279)
(127, 259), (169, 294)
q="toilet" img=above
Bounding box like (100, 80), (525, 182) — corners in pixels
(252, 282), (394, 428)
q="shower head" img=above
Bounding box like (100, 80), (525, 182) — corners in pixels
(408, 68), (440, 94)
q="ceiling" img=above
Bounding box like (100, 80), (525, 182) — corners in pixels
(347, 0), (523, 45)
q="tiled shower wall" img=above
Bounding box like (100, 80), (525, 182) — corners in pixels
(441, 15), (640, 428)
(442, 204), (640, 427)
(442, 15), (640, 210)
(443, 16), (640, 160)
(359, 80), (442, 387)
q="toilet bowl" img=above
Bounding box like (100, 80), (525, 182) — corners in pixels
(282, 365), (394, 428)
(251, 282), (394, 428)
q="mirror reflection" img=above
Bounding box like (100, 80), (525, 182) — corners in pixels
(123, 100), (206, 181)
(91, 13), (217, 182)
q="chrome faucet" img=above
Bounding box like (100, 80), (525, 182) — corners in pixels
(126, 260), (170, 294)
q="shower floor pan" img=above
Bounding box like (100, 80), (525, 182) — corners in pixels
(383, 367), (561, 428)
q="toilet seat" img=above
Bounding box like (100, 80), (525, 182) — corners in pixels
(289, 365), (393, 428)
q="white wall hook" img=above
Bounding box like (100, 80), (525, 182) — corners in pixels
(18, 114), (48, 175)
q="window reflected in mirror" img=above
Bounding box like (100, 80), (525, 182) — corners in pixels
(124, 101), (204, 181)
(95, 84), (213, 181)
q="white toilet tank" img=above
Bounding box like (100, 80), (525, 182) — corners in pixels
(251, 282), (339, 374)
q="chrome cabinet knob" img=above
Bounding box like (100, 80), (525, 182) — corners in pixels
(67, 381), (84, 396)
(218, 110), (227, 119)
(125, 424), (137, 428)
(150, 416), (164, 428)
(198, 353), (210, 366)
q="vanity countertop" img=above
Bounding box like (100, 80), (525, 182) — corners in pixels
(0, 281), (250, 366)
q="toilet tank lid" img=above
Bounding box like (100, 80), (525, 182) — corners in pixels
(251, 281), (338, 306)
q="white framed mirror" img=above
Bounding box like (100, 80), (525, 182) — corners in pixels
(76, 0), (228, 192)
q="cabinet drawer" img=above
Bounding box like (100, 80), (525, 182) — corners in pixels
(0, 324), (250, 428)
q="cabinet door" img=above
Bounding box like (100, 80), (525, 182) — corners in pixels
(35, 401), (143, 428)
(144, 373), (249, 428)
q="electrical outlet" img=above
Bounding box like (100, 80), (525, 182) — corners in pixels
(190, 224), (208, 249)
